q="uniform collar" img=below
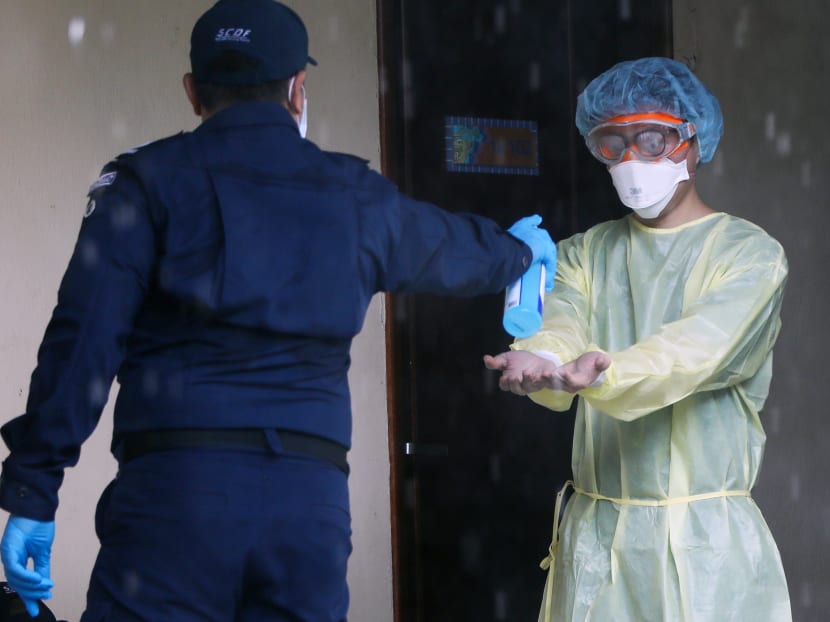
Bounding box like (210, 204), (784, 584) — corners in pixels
(196, 101), (298, 133)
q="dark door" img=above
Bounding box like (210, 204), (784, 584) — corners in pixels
(378, 2), (672, 620)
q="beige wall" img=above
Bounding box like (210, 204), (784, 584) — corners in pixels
(674, 2), (828, 620)
(0, 1), (391, 620)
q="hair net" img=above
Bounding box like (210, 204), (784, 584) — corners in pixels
(575, 57), (723, 163)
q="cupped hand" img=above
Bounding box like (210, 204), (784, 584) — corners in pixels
(483, 350), (559, 395)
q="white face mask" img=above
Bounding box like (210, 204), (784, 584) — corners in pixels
(609, 157), (690, 220)
(287, 77), (308, 139)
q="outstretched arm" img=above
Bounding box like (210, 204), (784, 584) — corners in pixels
(512, 221), (788, 421)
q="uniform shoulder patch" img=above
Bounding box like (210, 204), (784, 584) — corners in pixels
(88, 171), (117, 193)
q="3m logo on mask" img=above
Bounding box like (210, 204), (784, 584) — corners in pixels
(215, 28), (252, 43)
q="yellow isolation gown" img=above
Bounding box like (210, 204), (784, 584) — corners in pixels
(513, 212), (792, 622)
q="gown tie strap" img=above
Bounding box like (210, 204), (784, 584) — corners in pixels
(538, 480), (752, 622)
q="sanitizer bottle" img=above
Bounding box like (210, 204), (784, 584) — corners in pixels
(503, 262), (547, 338)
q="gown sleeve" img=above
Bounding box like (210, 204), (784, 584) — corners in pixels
(514, 221), (788, 420)
(510, 231), (593, 412)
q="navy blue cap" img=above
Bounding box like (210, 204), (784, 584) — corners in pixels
(190, 0), (317, 85)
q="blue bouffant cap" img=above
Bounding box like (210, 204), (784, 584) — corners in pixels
(575, 57), (723, 163)
(190, 0), (317, 85)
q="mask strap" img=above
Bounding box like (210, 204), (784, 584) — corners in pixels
(287, 77), (308, 139)
(287, 77), (297, 109)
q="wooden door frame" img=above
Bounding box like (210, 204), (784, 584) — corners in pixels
(375, 0), (413, 619)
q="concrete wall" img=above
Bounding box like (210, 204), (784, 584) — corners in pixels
(673, 2), (829, 620)
(0, 1), (392, 620)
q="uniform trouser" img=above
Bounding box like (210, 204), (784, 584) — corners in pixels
(79, 447), (351, 622)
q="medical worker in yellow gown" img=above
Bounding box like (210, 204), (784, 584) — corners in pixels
(485, 57), (792, 622)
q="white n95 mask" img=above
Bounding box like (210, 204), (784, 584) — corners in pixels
(609, 157), (689, 220)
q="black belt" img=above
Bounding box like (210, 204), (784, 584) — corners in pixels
(119, 429), (349, 474)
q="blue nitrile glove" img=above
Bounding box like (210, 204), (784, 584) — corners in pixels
(508, 214), (557, 290)
(1, 516), (55, 618)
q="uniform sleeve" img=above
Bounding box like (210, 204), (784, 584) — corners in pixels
(374, 192), (532, 296)
(511, 232), (592, 411)
(521, 231), (788, 420)
(0, 166), (157, 520)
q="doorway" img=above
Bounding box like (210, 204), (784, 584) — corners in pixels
(377, 2), (672, 620)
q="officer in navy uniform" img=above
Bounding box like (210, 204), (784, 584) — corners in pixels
(0, 1), (557, 620)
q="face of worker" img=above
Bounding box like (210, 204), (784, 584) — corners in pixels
(587, 114), (700, 222)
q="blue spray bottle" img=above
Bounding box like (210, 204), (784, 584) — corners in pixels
(502, 246), (555, 339)
(503, 264), (545, 338)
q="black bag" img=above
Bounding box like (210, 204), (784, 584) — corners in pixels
(0, 582), (64, 622)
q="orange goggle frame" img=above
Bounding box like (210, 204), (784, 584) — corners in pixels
(587, 112), (696, 163)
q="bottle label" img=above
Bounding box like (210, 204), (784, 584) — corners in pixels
(504, 279), (522, 311)
(503, 265), (545, 313)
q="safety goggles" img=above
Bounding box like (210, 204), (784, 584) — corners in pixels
(586, 112), (696, 165)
